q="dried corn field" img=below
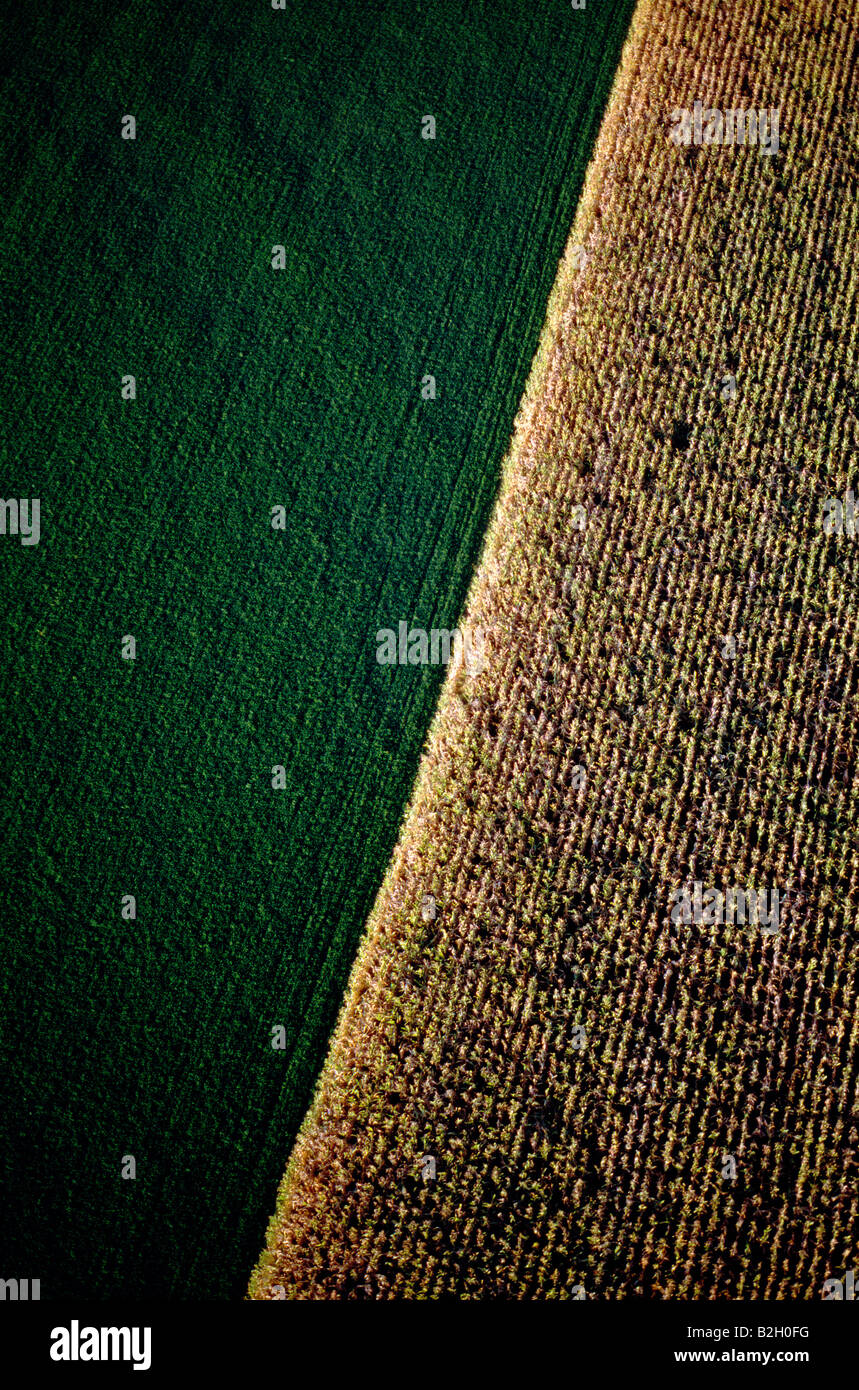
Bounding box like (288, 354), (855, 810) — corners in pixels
(251, 0), (859, 1300)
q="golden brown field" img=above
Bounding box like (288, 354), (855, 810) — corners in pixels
(251, 0), (859, 1298)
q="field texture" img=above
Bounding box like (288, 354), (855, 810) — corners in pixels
(0, 0), (637, 1297)
(252, 0), (859, 1299)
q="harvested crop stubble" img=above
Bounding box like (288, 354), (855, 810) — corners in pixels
(251, 0), (859, 1299)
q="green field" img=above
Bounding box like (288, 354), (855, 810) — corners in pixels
(0, 0), (635, 1297)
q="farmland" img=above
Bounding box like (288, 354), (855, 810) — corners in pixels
(252, 0), (859, 1299)
(0, 1), (636, 1296)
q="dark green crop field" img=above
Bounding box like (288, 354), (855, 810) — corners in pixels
(0, 0), (634, 1297)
